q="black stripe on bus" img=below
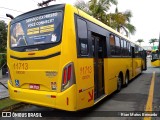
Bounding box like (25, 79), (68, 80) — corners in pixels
(10, 52), (61, 60)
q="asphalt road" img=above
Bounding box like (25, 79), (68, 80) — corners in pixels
(1, 59), (160, 120)
(0, 77), (9, 99)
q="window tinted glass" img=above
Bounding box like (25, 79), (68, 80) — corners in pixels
(115, 36), (121, 55)
(77, 19), (87, 39)
(77, 18), (88, 55)
(128, 42), (131, 56)
(10, 12), (63, 47)
(115, 36), (120, 47)
(110, 34), (115, 46)
(109, 34), (121, 56)
(124, 40), (127, 48)
(109, 34), (115, 55)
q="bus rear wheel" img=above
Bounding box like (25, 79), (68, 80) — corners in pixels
(117, 75), (122, 92)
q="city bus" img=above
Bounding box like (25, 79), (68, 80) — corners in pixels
(7, 4), (147, 111)
(151, 49), (160, 67)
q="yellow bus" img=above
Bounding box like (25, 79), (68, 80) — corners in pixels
(7, 4), (147, 111)
(151, 50), (160, 67)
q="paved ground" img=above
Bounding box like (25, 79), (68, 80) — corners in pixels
(0, 77), (8, 99)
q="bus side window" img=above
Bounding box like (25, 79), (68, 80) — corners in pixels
(77, 18), (88, 56)
(128, 42), (131, 56)
(135, 46), (139, 58)
(115, 36), (121, 56)
(123, 40), (127, 56)
(109, 34), (116, 56)
(121, 39), (124, 56)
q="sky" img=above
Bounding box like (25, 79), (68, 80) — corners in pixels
(0, 0), (159, 46)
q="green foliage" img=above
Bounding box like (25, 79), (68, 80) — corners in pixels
(0, 20), (7, 52)
(0, 98), (19, 110)
(106, 7), (136, 36)
(75, 0), (117, 22)
(149, 38), (158, 47)
(74, 1), (91, 15)
(136, 39), (144, 45)
(0, 54), (6, 68)
(89, 0), (118, 21)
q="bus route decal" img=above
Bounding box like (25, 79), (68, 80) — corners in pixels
(80, 66), (92, 80)
(13, 63), (28, 70)
(88, 89), (93, 102)
(80, 66), (92, 75)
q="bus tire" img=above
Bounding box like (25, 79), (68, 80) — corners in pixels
(124, 72), (129, 87)
(117, 75), (122, 92)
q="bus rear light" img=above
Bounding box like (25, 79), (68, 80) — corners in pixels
(67, 65), (71, 80)
(63, 68), (67, 85)
(61, 63), (75, 91)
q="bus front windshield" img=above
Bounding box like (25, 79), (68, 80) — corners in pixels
(10, 12), (62, 48)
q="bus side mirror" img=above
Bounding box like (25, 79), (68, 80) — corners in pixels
(6, 14), (14, 19)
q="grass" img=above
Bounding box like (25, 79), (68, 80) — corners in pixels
(0, 98), (19, 110)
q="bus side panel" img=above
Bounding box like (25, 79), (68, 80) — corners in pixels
(105, 58), (120, 94)
(133, 58), (142, 76)
(105, 58), (132, 94)
(76, 59), (94, 110)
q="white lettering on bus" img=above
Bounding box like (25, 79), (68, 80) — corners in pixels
(26, 13), (57, 23)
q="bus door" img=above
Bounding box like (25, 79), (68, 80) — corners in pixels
(92, 36), (104, 100)
(131, 47), (136, 77)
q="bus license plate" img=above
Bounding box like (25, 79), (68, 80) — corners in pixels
(29, 84), (40, 90)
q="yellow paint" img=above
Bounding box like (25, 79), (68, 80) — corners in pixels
(27, 27), (39, 32)
(40, 27), (54, 33)
(7, 4), (145, 111)
(27, 27), (39, 35)
(40, 24), (54, 29)
(144, 71), (155, 120)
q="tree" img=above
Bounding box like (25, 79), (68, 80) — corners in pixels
(75, 0), (118, 22)
(0, 20), (7, 52)
(136, 39), (144, 46)
(89, 0), (118, 22)
(74, 0), (136, 37)
(149, 38), (158, 48)
(74, 0), (91, 15)
(107, 7), (136, 37)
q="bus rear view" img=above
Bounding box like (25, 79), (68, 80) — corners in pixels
(7, 4), (77, 111)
